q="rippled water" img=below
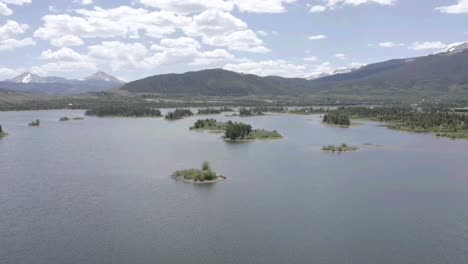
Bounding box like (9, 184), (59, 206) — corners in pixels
(1, 110), (468, 264)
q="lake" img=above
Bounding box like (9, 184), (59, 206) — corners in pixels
(1, 110), (468, 264)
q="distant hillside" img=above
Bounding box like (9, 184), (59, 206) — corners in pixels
(1, 71), (125, 95)
(120, 69), (309, 96)
(120, 43), (468, 102)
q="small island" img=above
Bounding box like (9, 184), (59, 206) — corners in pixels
(190, 119), (282, 141)
(173, 162), (226, 184)
(0, 125), (7, 138)
(59, 117), (70, 122)
(28, 119), (40, 127)
(73, 117), (85, 120)
(165, 109), (194, 120)
(322, 144), (359, 152)
(239, 108), (264, 117)
(323, 112), (351, 126)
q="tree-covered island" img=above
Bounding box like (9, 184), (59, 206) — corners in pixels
(165, 109), (194, 120)
(197, 107), (234, 115)
(323, 112), (351, 126)
(59, 117), (70, 122)
(85, 105), (162, 117)
(322, 144), (359, 152)
(28, 119), (40, 126)
(190, 119), (283, 141)
(0, 124), (7, 138)
(173, 162), (226, 183)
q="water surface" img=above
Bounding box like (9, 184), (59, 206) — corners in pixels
(1, 110), (468, 264)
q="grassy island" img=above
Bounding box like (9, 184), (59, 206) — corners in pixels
(165, 109), (194, 120)
(190, 119), (283, 141)
(59, 117), (70, 122)
(73, 117), (85, 120)
(323, 112), (351, 126)
(322, 144), (359, 152)
(85, 105), (162, 117)
(28, 119), (40, 126)
(190, 118), (228, 133)
(173, 162), (226, 183)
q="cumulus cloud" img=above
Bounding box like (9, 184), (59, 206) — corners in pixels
(334, 53), (347, 60)
(436, 0), (468, 14)
(378, 41), (404, 48)
(0, 20), (29, 40)
(40, 48), (86, 61)
(310, 0), (396, 12)
(50, 35), (84, 47)
(232, 0), (295, 13)
(309, 5), (326, 12)
(138, 0), (295, 14)
(0, 0), (31, 16)
(224, 60), (308, 78)
(308, 34), (327, 40)
(304, 56), (319, 62)
(183, 10), (268, 52)
(0, 66), (24, 79)
(0, 38), (35, 51)
(409, 41), (447, 50)
(34, 6), (190, 41)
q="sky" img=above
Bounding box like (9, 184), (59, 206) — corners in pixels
(0, 0), (467, 81)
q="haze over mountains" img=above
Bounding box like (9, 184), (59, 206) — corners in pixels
(0, 71), (124, 95)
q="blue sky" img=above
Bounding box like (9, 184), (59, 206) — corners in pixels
(0, 0), (467, 81)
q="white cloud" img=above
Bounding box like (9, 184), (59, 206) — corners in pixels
(232, 0), (295, 13)
(0, 20), (29, 40)
(50, 35), (84, 47)
(256, 30), (268, 36)
(150, 37), (234, 66)
(31, 61), (98, 76)
(312, 0), (396, 12)
(182, 10), (268, 53)
(409, 41), (447, 50)
(75, 0), (94, 5)
(224, 59), (308, 78)
(308, 34), (327, 40)
(0, 0), (31, 16)
(334, 53), (347, 60)
(0, 67), (24, 80)
(436, 0), (468, 14)
(40, 48), (86, 61)
(139, 0), (233, 14)
(87, 41), (150, 70)
(34, 6), (191, 41)
(202, 29), (270, 53)
(309, 5), (326, 12)
(138, 0), (295, 14)
(0, 38), (35, 51)
(304, 56), (318, 62)
(378, 41), (404, 48)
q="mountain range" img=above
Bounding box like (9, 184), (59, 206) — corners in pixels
(0, 71), (124, 95)
(2, 42), (468, 101)
(121, 42), (468, 101)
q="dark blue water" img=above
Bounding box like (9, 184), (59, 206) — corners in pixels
(1, 110), (468, 264)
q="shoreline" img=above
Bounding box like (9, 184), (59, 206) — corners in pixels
(175, 175), (226, 184)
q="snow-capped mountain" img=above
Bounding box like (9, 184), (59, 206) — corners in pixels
(2, 71), (125, 95)
(435, 42), (468, 55)
(9, 72), (47, 84)
(307, 66), (363, 80)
